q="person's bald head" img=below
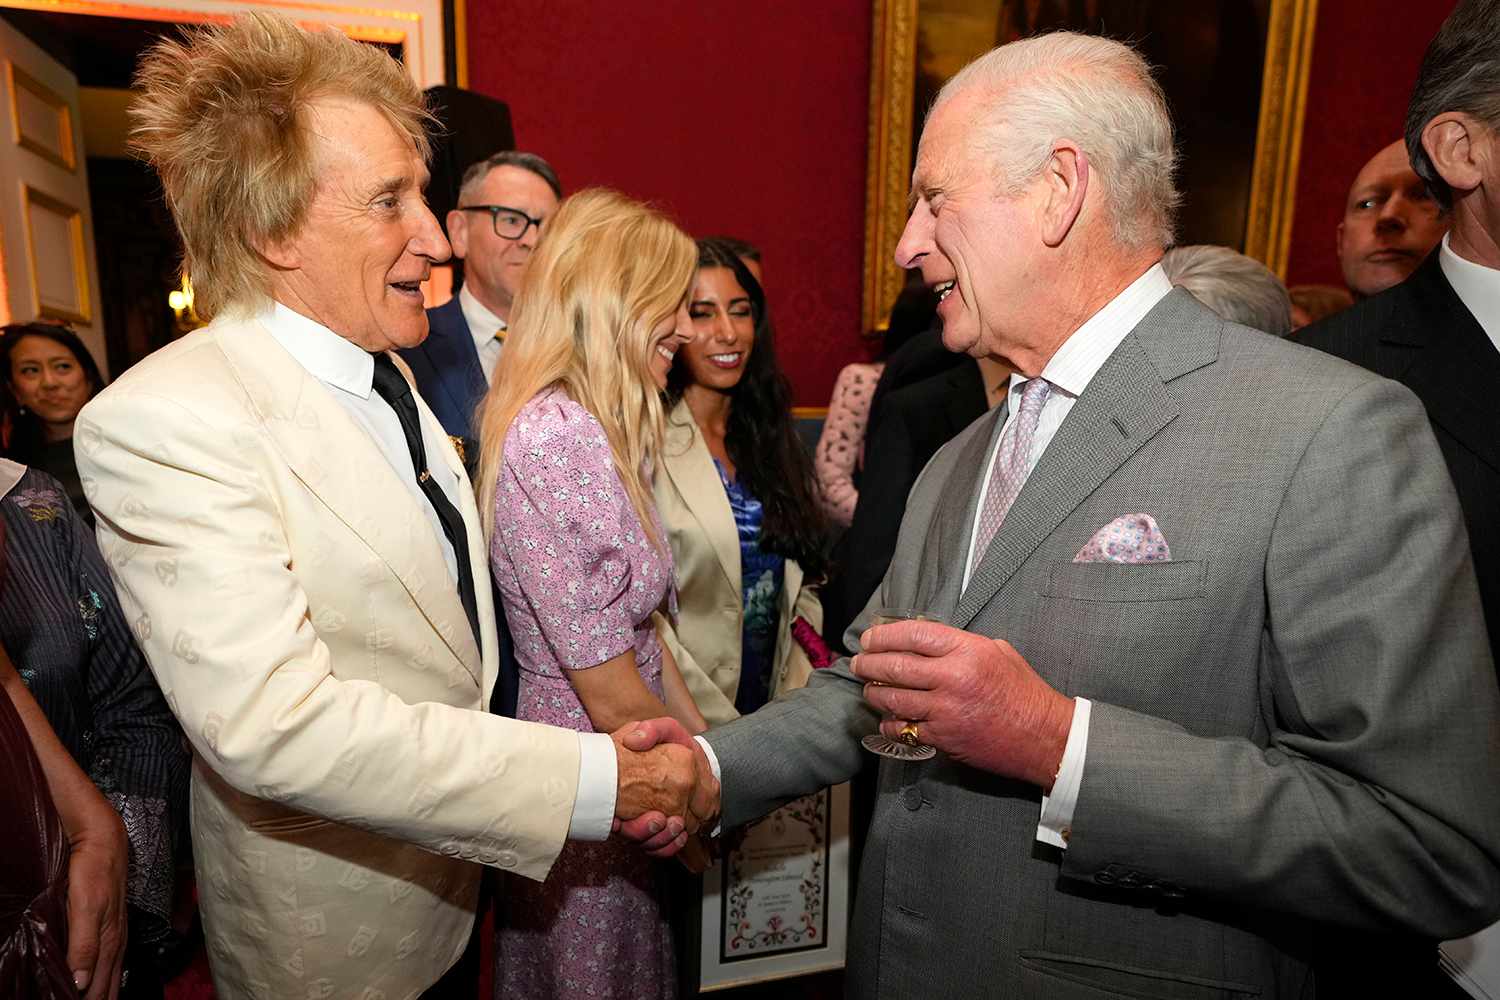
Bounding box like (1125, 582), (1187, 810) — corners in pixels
(1336, 139), (1448, 298)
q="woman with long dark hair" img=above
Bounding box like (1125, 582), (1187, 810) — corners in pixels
(656, 238), (831, 725)
(2, 324), (105, 526)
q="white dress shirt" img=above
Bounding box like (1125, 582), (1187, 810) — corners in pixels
(261, 301), (617, 840)
(963, 262), (1174, 849)
(695, 265), (1174, 847)
(459, 284), (507, 385)
(1439, 233), (1500, 353)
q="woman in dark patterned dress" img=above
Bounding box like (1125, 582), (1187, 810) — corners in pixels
(655, 239), (832, 727)
(0, 459), (190, 997)
(474, 189), (709, 1000)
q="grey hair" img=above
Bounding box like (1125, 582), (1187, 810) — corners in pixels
(933, 31), (1180, 250)
(1405, 0), (1500, 210)
(457, 150), (562, 204)
(1161, 245), (1292, 337)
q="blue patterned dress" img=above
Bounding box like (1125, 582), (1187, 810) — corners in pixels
(713, 460), (785, 715)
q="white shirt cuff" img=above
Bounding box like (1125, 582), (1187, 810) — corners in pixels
(695, 735), (723, 837)
(1036, 697), (1091, 850)
(567, 732), (618, 841)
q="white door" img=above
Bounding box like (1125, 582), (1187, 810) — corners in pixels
(0, 17), (105, 376)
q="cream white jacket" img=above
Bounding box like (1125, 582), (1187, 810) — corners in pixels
(74, 314), (580, 999)
(653, 401), (822, 727)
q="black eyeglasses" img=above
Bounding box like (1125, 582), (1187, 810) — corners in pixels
(458, 204), (546, 241)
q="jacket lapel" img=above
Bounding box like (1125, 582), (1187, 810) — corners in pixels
(919, 404), (1002, 624)
(1382, 258), (1500, 475)
(953, 290), (1213, 628)
(661, 402), (741, 590)
(425, 299), (489, 428)
(218, 320), (482, 684)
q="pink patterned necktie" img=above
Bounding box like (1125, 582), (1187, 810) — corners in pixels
(973, 377), (1052, 556)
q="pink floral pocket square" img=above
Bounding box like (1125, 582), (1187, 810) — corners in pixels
(1074, 513), (1172, 564)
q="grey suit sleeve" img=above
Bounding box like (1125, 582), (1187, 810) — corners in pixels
(702, 663), (878, 828)
(704, 433), (957, 829)
(1063, 377), (1500, 938)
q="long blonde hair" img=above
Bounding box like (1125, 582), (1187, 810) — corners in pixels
(474, 188), (697, 547)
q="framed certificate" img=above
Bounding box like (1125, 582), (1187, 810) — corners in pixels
(691, 783), (851, 991)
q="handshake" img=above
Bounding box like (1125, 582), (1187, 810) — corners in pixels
(609, 717), (720, 869)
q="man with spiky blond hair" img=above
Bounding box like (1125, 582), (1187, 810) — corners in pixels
(77, 13), (712, 999)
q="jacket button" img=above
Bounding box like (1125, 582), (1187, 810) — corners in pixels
(901, 786), (923, 811)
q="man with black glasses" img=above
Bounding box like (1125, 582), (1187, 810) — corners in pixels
(402, 150), (562, 447)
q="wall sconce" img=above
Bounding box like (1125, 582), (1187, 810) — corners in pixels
(168, 274), (202, 334)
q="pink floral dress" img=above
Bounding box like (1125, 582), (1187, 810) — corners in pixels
(488, 388), (676, 1000)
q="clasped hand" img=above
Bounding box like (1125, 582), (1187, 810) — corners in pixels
(610, 718), (719, 866)
(852, 619), (1074, 791)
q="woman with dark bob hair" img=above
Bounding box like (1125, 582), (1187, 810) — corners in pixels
(654, 238), (832, 726)
(1, 323), (105, 527)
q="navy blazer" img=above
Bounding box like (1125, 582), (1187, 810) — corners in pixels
(398, 296), (522, 718)
(400, 296), (489, 446)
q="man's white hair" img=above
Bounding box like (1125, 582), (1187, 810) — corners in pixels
(1161, 245), (1292, 337)
(934, 32), (1180, 250)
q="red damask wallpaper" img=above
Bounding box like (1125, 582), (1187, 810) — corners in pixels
(464, 0), (875, 408)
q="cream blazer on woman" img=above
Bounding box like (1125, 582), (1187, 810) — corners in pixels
(74, 315), (580, 1000)
(654, 401), (822, 727)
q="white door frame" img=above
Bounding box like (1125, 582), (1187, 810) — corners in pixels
(0, 0), (451, 89)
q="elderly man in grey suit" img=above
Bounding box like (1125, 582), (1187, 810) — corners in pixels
(644, 31), (1500, 1000)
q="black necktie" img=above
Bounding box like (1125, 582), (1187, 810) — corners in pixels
(370, 353), (482, 651)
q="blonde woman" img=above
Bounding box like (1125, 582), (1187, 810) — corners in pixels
(476, 188), (707, 1000)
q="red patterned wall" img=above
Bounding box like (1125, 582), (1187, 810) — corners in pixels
(1284, 0), (1456, 286)
(464, 1), (874, 407)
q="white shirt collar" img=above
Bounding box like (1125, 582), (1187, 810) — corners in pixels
(259, 301), (374, 399)
(1010, 262), (1174, 400)
(459, 284), (506, 348)
(1438, 232), (1500, 352)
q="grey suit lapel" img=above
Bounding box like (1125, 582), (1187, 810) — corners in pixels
(919, 402), (1005, 623)
(954, 289), (1217, 628)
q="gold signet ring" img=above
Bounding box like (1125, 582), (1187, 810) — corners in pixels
(898, 722), (922, 746)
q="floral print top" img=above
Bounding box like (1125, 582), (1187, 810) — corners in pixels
(713, 459), (785, 716)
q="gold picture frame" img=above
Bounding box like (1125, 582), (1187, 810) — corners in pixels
(7, 62), (75, 171)
(20, 183), (92, 324)
(862, 0), (1319, 332)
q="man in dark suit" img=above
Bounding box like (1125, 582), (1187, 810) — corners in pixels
(1300, 0), (1500, 676)
(401, 151), (562, 449)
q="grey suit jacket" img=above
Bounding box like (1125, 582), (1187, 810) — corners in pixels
(703, 289), (1500, 999)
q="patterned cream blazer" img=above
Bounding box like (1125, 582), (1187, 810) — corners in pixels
(74, 313), (581, 1000)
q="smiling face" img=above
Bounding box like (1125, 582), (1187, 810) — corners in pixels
(1337, 140), (1448, 298)
(448, 164), (560, 322)
(681, 266), (755, 392)
(647, 299), (695, 390)
(7, 333), (94, 438)
(894, 92), (1044, 364)
(266, 98), (450, 352)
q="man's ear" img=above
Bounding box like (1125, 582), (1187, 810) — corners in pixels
(1422, 113), (1483, 197)
(1335, 219), (1346, 260)
(258, 230), (304, 272)
(1039, 142), (1089, 248)
(446, 209), (469, 261)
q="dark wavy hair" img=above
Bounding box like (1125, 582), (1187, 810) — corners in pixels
(668, 239), (830, 579)
(1, 322), (104, 462)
